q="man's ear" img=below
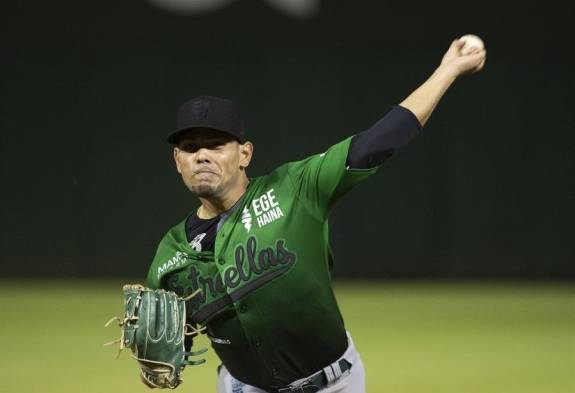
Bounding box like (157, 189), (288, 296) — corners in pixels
(173, 147), (183, 174)
(238, 142), (254, 169)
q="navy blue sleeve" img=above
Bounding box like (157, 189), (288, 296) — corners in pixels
(346, 105), (422, 169)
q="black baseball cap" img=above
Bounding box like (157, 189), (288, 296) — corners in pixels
(168, 96), (245, 144)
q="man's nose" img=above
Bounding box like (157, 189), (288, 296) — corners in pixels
(194, 148), (211, 163)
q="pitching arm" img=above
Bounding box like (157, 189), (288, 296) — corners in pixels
(347, 38), (486, 169)
(400, 38), (486, 126)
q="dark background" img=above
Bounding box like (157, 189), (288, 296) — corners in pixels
(2, 0), (574, 279)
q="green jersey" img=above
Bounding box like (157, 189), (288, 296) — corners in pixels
(146, 136), (378, 390)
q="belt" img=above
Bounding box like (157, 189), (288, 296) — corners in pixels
(276, 359), (352, 393)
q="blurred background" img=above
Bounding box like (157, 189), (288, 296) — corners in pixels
(1, 1), (574, 392)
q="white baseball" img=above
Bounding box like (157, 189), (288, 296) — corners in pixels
(459, 34), (485, 55)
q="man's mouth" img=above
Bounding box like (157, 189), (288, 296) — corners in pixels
(194, 170), (218, 182)
(194, 169), (217, 175)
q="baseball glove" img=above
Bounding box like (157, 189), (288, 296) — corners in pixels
(105, 284), (207, 389)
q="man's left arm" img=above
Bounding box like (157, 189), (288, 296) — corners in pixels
(347, 38), (486, 169)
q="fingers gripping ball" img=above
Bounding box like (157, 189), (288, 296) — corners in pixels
(105, 284), (207, 389)
(459, 34), (485, 55)
(456, 34), (486, 73)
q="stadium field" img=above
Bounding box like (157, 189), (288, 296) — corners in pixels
(0, 280), (572, 393)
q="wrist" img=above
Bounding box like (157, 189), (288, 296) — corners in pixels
(433, 64), (459, 83)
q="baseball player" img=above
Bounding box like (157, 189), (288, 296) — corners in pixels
(145, 38), (486, 392)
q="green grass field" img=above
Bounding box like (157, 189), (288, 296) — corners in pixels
(0, 280), (573, 393)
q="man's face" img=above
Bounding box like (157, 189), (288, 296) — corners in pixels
(173, 128), (253, 199)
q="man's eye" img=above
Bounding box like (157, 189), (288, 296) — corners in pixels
(179, 142), (224, 152)
(181, 144), (197, 152)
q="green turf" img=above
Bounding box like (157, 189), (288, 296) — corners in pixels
(0, 280), (573, 393)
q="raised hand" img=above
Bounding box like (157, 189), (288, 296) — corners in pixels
(440, 38), (487, 77)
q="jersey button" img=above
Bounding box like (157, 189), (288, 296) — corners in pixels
(272, 368), (279, 377)
(218, 257), (225, 265)
(239, 305), (247, 313)
(254, 339), (261, 347)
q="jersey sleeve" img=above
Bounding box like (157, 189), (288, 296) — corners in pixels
(286, 136), (379, 219)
